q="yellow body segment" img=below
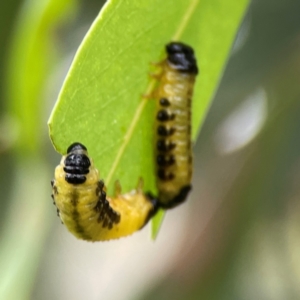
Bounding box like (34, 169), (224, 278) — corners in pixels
(52, 147), (155, 241)
(148, 42), (198, 208)
(155, 62), (196, 204)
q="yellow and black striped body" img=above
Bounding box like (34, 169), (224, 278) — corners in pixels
(51, 143), (157, 241)
(151, 42), (198, 208)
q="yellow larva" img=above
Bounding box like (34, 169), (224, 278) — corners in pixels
(51, 143), (157, 241)
(148, 42), (198, 208)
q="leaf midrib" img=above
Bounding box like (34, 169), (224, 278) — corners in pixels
(105, 0), (200, 186)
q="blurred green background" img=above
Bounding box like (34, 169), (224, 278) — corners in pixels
(1, 0), (300, 299)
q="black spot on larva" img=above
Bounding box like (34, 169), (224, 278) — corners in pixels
(98, 209), (105, 222)
(156, 109), (175, 122)
(98, 180), (105, 189)
(157, 140), (176, 152)
(157, 110), (169, 122)
(157, 125), (175, 136)
(159, 98), (170, 107)
(113, 213), (121, 223)
(157, 155), (175, 166)
(51, 180), (54, 187)
(101, 191), (107, 202)
(102, 218), (109, 228)
(53, 185), (58, 195)
(96, 180), (104, 195)
(166, 42), (198, 74)
(157, 169), (175, 181)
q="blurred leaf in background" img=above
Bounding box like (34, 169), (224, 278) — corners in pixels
(6, 0), (77, 154)
(0, 0), (77, 299)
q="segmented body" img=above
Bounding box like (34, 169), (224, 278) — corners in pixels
(51, 143), (157, 241)
(152, 42), (198, 208)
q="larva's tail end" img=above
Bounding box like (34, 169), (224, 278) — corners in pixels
(145, 192), (160, 216)
(159, 185), (192, 209)
(135, 192), (160, 230)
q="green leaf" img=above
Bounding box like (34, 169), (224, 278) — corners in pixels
(48, 0), (249, 237)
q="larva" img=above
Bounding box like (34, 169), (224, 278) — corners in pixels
(148, 42), (198, 208)
(51, 142), (158, 241)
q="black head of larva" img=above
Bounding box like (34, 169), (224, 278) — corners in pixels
(166, 42), (198, 74)
(64, 142), (90, 184)
(67, 142), (87, 154)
